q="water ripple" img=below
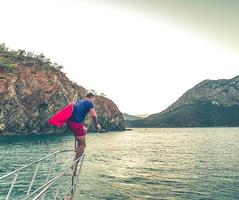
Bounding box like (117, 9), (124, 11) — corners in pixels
(0, 128), (239, 200)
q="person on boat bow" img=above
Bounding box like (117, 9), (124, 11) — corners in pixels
(67, 93), (101, 172)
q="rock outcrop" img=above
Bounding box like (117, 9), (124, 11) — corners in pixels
(0, 47), (125, 135)
(131, 76), (239, 127)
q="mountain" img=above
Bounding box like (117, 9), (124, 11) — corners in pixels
(122, 113), (142, 127)
(0, 44), (125, 135)
(131, 76), (239, 127)
(123, 113), (142, 121)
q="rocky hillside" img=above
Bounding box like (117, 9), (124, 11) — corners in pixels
(0, 45), (125, 135)
(131, 76), (239, 127)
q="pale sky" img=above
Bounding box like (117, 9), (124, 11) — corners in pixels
(0, 0), (239, 115)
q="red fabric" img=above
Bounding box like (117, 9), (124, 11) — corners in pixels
(67, 121), (87, 137)
(48, 103), (74, 127)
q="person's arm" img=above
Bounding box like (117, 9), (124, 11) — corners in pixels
(90, 108), (101, 129)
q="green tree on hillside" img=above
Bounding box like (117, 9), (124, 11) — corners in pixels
(0, 43), (64, 71)
(0, 43), (8, 52)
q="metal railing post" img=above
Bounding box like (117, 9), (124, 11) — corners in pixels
(26, 161), (41, 196)
(6, 172), (19, 200)
(41, 156), (55, 200)
(53, 175), (64, 200)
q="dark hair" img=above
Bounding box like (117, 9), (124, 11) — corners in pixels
(86, 93), (95, 98)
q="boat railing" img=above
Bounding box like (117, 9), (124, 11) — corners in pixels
(0, 150), (85, 200)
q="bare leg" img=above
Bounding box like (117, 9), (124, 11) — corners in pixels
(72, 136), (86, 175)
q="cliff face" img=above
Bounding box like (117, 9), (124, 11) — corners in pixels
(131, 76), (239, 127)
(0, 50), (125, 135)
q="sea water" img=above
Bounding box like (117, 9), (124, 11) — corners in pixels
(0, 128), (238, 200)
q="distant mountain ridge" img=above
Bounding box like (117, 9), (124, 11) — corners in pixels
(123, 113), (141, 127)
(131, 76), (239, 127)
(123, 113), (142, 121)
